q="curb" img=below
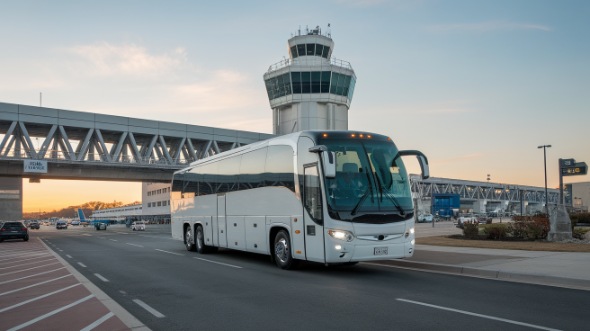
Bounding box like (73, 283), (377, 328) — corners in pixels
(372, 259), (590, 291)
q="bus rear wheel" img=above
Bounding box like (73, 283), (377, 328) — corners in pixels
(195, 225), (217, 254)
(273, 230), (297, 270)
(185, 226), (196, 251)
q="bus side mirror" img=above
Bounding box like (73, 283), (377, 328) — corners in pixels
(398, 150), (430, 180)
(309, 145), (336, 178)
(322, 151), (336, 178)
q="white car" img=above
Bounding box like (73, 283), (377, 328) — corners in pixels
(131, 221), (146, 231)
(417, 214), (434, 223)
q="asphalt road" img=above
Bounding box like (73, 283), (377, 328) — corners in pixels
(39, 225), (589, 331)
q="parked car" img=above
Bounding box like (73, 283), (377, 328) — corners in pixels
(131, 221), (146, 231)
(56, 220), (68, 229)
(95, 222), (107, 230)
(417, 213), (434, 223)
(70, 220), (80, 226)
(0, 221), (29, 242)
(456, 213), (478, 229)
(28, 221), (40, 230)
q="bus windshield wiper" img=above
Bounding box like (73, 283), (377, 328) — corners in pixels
(351, 187), (370, 216)
(351, 170), (375, 216)
(374, 174), (405, 216)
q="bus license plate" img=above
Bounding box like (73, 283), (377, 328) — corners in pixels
(374, 247), (388, 255)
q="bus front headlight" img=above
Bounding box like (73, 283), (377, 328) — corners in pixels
(328, 229), (354, 242)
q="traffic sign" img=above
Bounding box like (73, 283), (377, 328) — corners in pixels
(560, 158), (575, 167)
(561, 162), (588, 176)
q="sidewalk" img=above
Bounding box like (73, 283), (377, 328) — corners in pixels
(379, 222), (590, 291)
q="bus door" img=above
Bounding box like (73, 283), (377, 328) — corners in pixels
(303, 164), (325, 263)
(217, 194), (227, 247)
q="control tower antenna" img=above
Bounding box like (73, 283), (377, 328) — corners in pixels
(263, 25), (357, 134)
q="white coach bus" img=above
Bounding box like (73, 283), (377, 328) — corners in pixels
(171, 131), (429, 269)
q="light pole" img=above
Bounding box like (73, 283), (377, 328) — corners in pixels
(538, 145), (551, 213)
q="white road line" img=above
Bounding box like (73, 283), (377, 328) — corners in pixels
(133, 299), (165, 318)
(0, 255), (50, 265)
(94, 273), (109, 282)
(109, 239), (118, 242)
(66, 254), (73, 259)
(78, 262), (87, 268)
(0, 267), (66, 285)
(82, 233), (92, 236)
(7, 294), (94, 331)
(0, 284), (81, 313)
(0, 261), (61, 276)
(126, 243), (144, 248)
(155, 249), (184, 256)
(0, 257), (56, 270)
(0, 275), (73, 297)
(396, 298), (561, 331)
(80, 312), (115, 331)
(193, 257), (243, 269)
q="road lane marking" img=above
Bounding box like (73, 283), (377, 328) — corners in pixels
(0, 257), (56, 270)
(109, 239), (118, 242)
(66, 254), (73, 259)
(155, 249), (184, 256)
(0, 283), (81, 313)
(0, 275), (73, 297)
(133, 299), (165, 318)
(193, 257), (243, 269)
(396, 298), (561, 331)
(0, 267), (66, 285)
(0, 261), (61, 276)
(94, 273), (109, 282)
(7, 294), (94, 331)
(80, 312), (115, 331)
(78, 262), (87, 268)
(126, 243), (144, 248)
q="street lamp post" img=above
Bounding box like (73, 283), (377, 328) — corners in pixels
(538, 145), (551, 213)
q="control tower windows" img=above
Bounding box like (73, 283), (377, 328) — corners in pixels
(322, 46), (330, 58)
(301, 72), (311, 93)
(265, 71), (355, 100)
(290, 46), (298, 59)
(315, 44), (324, 57)
(265, 72), (292, 100)
(297, 44), (306, 58)
(321, 71), (330, 93)
(306, 44), (315, 56)
(290, 44), (331, 59)
(311, 72), (321, 93)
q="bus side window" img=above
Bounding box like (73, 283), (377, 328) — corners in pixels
(304, 165), (323, 224)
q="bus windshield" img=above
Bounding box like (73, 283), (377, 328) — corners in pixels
(322, 139), (413, 223)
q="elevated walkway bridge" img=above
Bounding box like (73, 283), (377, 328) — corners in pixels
(0, 102), (272, 220)
(410, 175), (560, 214)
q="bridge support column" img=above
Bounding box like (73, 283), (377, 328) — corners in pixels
(0, 177), (23, 221)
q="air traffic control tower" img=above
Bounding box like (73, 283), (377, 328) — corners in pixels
(263, 26), (356, 135)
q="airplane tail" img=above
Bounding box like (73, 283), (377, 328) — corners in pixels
(77, 208), (87, 221)
(77, 208), (91, 225)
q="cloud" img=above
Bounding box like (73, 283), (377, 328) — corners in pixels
(66, 42), (188, 77)
(427, 21), (552, 33)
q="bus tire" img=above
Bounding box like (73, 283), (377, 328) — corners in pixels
(273, 230), (297, 270)
(185, 225), (196, 251)
(195, 225), (206, 253)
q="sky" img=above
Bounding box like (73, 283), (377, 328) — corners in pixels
(0, 0), (588, 212)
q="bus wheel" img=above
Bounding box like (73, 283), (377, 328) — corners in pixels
(185, 226), (196, 251)
(195, 225), (206, 253)
(273, 230), (297, 269)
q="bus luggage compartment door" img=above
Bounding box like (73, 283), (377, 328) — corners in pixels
(217, 195), (227, 247)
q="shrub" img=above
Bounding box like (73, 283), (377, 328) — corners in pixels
(483, 223), (510, 240)
(570, 212), (590, 223)
(510, 216), (550, 240)
(463, 223), (479, 239)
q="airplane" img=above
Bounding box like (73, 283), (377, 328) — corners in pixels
(77, 209), (110, 230)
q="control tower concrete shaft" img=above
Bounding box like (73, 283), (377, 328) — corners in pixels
(263, 25), (356, 135)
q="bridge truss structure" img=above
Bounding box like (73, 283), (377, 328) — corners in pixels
(0, 103), (272, 181)
(410, 175), (560, 208)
